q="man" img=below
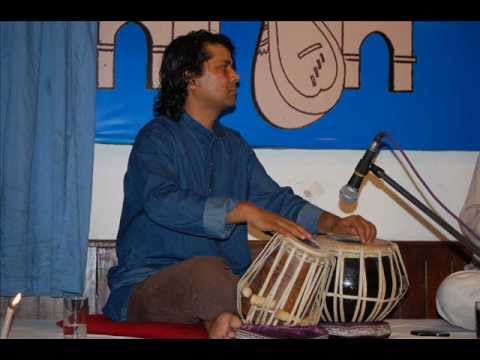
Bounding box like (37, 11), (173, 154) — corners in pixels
(103, 30), (376, 338)
(436, 153), (480, 331)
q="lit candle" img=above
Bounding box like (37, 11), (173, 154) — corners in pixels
(1, 293), (22, 339)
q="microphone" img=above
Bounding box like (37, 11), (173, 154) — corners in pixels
(339, 132), (386, 205)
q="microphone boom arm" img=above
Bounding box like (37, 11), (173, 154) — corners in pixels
(369, 163), (476, 259)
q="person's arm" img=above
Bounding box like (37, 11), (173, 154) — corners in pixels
(232, 139), (377, 243)
(460, 154), (480, 235)
(244, 147), (324, 236)
(459, 154), (480, 264)
(242, 143), (376, 243)
(226, 201), (313, 240)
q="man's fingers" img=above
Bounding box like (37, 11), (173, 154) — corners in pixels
(339, 215), (376, 244)
(366, 222), (376, 243)
(251, 208), (312, 241)
(356, 220), (376, 244)
(273, 219), (312, 241)
(279, 220), (312, 240)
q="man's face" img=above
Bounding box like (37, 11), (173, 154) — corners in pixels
(190, 44), (240, 113)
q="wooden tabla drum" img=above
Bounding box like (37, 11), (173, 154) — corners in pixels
(315, 234), (409, 323)
(237, 233), (335, 326)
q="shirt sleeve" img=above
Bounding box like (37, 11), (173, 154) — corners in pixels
(133, 133), (237, 240)
(203, 196), (239, 238)
(245, 146), (324, 234)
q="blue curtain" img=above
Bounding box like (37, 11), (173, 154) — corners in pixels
(0, 22), (97, 296)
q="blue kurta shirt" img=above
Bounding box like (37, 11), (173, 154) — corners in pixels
(103, 113), (324, 321)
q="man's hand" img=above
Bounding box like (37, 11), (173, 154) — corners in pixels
(226, 202), (312, 241)
(318, 212), (377, 244)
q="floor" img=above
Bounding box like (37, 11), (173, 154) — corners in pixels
(2, 318), (477, 339)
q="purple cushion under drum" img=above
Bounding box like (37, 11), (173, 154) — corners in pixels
(235, 324), (328, 339)
(234, 322), (391, 339)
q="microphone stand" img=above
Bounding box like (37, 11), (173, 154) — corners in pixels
(369, 163), (477, 262)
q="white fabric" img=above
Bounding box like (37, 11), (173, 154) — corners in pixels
(387, 318), (476, 339)
(459, 153), (480, 265)
(436, 270), (480, 331)
(3, 319), (138, 339)
(3, 318), (476, 339)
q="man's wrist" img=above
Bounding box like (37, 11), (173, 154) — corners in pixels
(226, 201), (254, 224)
(317, 212), (340, 234)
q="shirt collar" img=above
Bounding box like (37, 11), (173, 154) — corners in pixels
(180, 112), (226, 141)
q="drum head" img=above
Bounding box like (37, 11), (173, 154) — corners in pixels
(315, 234), (393, 252)
(278, 235), (325, 257)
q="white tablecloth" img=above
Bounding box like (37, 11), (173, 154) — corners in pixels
(4, 319), (138, 339)
(1, 318), (477, 339)
(387, 319), (477, 339)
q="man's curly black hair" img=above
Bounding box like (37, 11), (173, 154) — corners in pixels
(154, 30), (235, 121)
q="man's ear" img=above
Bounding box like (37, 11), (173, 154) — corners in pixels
(184, 71), (196, 89)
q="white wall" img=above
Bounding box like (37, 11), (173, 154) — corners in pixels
(89, 144), (478, 242)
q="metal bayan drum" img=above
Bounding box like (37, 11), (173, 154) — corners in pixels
(237, 233), (335, 326)
(315, 234), (409, 323)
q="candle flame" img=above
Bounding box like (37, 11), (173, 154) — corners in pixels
(10, 293), (22, 308)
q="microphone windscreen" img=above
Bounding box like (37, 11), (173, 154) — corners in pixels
(339, 184), (358, 205)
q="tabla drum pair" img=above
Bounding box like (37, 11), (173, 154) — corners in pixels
(237, 233), (409, 325)
(237, 233), (335, 326)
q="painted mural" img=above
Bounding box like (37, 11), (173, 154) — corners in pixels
(96, 21), (479, 150)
